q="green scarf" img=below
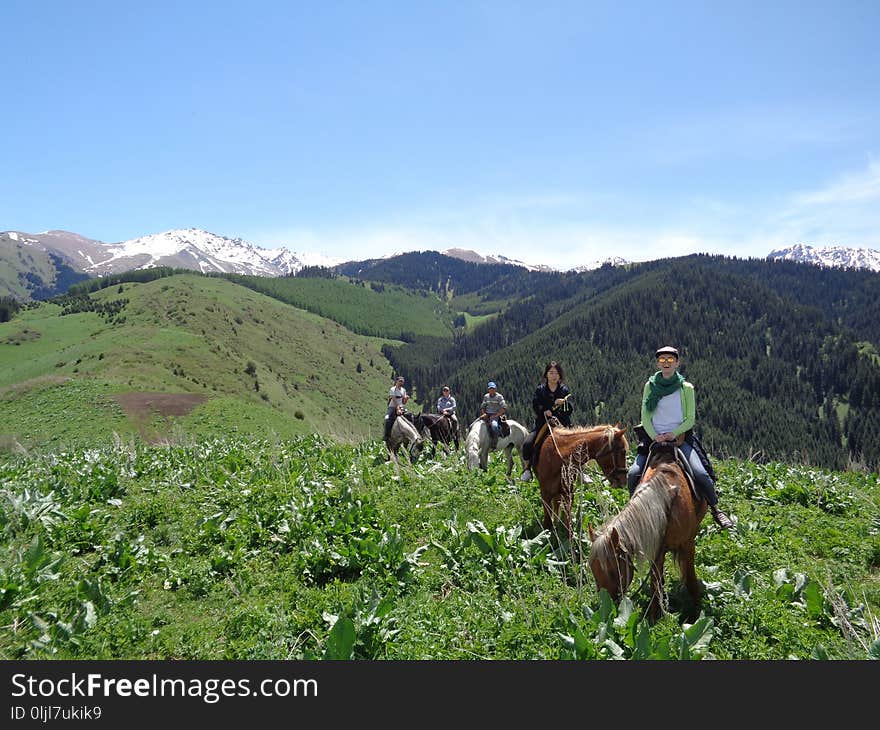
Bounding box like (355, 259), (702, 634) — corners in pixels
(644, 371), (685, 413)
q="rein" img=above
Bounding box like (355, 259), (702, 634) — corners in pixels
(544, 414), (564, 459)
(592, 427), (629, 479)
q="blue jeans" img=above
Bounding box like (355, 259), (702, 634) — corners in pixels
(487, 416), (502, 438)
(627, 442), (718, 505)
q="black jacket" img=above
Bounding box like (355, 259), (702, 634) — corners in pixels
(531, 382), (573, 431)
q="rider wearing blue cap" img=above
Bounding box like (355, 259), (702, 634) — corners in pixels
(479, 381), (507, 440)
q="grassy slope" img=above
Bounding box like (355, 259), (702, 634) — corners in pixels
(0, 240), (58, 300)
(225, 274), (456, 339)
(0, 275), (413, 448)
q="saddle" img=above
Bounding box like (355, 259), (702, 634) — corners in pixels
(483, 414), (508, 444)
(399, 410), (418, 426)
(531, 417), (560, 466)
(640, 441), (700, 503)
(634, 423), (716, 482)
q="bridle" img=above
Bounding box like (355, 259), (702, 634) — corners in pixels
(593, 537), (634, 600)
(592, 427), (629, 482)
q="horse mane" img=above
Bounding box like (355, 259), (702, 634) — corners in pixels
(590, 466), (679, 567)
(395, 416), (421, 441)
(554, 424), (612, 436)
(547, 424), (616, 460)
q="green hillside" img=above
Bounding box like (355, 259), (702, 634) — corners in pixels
(0, 275), (410, 449)
(222, 272), (456, 340)
(385, 256), (880, 471)
(1, 436), (877, 659)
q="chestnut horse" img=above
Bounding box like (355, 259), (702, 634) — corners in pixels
(588, 441), (708, 621)
(535, 424), (629, 535)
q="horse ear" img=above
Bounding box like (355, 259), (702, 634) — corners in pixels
(615, 424), (628, 436)
(609, 527), (620, 549)
(588, 524), (596, 541)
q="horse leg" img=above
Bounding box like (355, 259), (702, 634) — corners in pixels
(505, 445), (514, 477)
(647, 549), (667, 623)
(677, 541), (701, 609)
(541, 495), (553, 531)
(441, 436), (451, 456)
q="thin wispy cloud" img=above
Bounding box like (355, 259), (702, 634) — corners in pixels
(795, 159), (880, 206)
(767, 160), (880, 249)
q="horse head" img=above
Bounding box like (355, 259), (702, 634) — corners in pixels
(588, 524), (635, 602)
(591, 425), (629, 488)
(389, 415), (424, 464)
(408, 436), (424, 461)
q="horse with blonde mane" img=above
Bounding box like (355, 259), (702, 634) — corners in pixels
(465, 418), (528, 475)
(535, 423), (629, 535)
(588, 441), (708, 621)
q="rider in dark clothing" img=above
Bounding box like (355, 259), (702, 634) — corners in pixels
(520, 360), (574, 481)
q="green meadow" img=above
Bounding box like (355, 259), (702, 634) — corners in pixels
(0, 437), (877, 659)
(0, 275), (415, 449)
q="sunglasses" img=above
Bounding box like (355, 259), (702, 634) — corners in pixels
(657, 356), (677, 364)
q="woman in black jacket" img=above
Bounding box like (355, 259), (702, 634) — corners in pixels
(520, 360), (573, 481)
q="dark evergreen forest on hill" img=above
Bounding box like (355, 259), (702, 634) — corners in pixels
(36, 252), (880, 471)
(376, 254), (880, 471)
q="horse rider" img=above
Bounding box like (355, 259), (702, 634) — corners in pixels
(520, 360), (573, 482)
(479, 381), (507, 443)
(627, 345), (733, 529)
(436, 385), (460, 438)
(384, 375), (410, 443)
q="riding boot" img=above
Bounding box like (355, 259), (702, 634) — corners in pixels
(709, 504), (734, 529)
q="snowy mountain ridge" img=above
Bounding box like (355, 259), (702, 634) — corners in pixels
(5, 227), (880, 282)
(767, 243), (880, 272)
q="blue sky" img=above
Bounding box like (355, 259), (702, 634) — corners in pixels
(2, 0), (878, 268)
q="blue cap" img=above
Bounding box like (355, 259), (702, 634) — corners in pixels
(487, 381), (497, 389)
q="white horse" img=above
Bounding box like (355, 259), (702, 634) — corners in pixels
(386, 415), (424, 464)
(465, 418), (528, 475)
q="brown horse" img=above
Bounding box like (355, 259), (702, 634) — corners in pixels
(588, 441), (708, 621)
(417, 412), (459, 456)
(535, 424), (629, 535)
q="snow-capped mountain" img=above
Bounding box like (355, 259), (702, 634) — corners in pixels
(86, 228), (308, 276)
(767, 244), (880, 272)
(2, 230), (111, 266)
(441, 248), (556, 272)
(2, 228), (314, 277)
(569, 256), (630, 273)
